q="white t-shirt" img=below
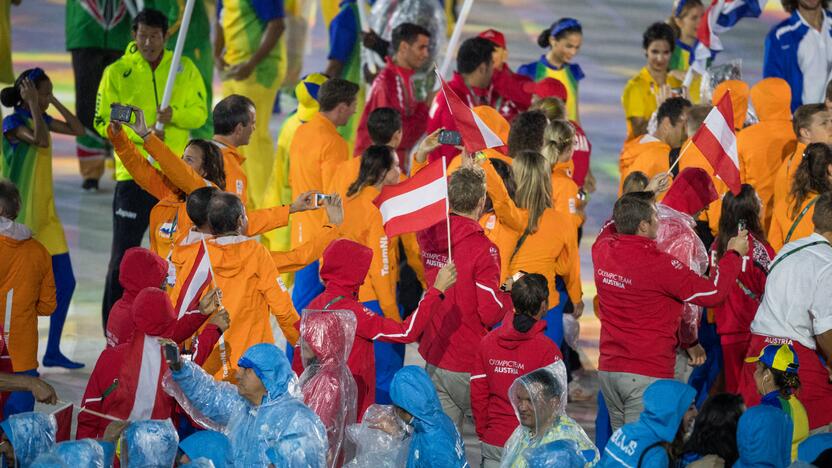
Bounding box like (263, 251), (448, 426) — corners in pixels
(797, 10), (832, 105)
(751, 233), (832, 349)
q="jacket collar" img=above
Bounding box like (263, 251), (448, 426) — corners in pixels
(0, 217), (32, 241)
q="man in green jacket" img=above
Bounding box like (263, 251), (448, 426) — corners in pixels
(94, 8), (207, 328)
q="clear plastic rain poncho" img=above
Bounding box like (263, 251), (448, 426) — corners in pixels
(179, 458), (217, 468)
(522, 439), (588, 468)
(165, 343), (328, 467)
(501, 362), (599, 468)
(178, 430), (231, 468)
(299, 309), (359, 468)
(0, 412), (56, 467)
(52, 439), (106, 468)
(122, 419), (179, 468)
(700, 60), (742, 106)
(364, 0), (447, 97)
(344, 404), (410, 467)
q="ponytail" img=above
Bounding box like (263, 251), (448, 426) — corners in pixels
(0, 68), (50, 109)
(770, 367), (801, 397)
(347, 145), (396, 197)
(537, 28), (553, 48)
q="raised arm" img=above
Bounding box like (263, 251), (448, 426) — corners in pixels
(107, 123), (175, 200)
(170, 360), (245, 428)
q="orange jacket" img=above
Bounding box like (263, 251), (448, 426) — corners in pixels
(270, 224), (341, 273)
(479, 212), (519, 284)
(0, 219), (55, 372)
(289, 113), (350, 247)
(551, 161), (583, 228)
(170, 233), (299, 381)
(327, 156), (361, 199)
(768, 193), (818, 252)
(619, 135), (671, 191)
(217, 142), (248, 204)
(713, 80), (750, 131)
(678, 139), (729, 235)
(773, 142), (808, 213)
(508, 207), (581, 307)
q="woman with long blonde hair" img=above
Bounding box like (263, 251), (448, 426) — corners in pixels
(542, 120), (584, 229)
(509, 150), (582, 348)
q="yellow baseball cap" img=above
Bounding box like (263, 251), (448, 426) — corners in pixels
(295, 73), (328, 122)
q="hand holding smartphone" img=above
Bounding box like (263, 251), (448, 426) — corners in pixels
(438, 130), (462, 146)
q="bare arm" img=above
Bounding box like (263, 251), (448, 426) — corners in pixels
(628, 117), (648, 139)
(14, 79), (49, 147)
(324, 59), (344, 79)
(0, 373), (56, 404)
(228, 19), (285, 80)
(47, 95), (85, 136)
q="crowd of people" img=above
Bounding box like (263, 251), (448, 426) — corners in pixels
(1, 0), (832, 466)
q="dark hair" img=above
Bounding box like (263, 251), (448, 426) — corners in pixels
(782, 0), (829, 13)
(715, 184), (764, 261)
(391, 23), (431, 52)
(813, 448), (832, 467)
(185, 139), (226, 192)
(682, 393), (744, 466)
(508, 111), (548, 156)
(0, 179), (21, 220)
(790, 142), (832, 218)
(448, 167), (486, 214)
(643, 22), (676, 52)
(813, 191), (832, 233)
(657, 96), (692, 127)
(522, 367), (562, 401)
(483, 158), (515, 213)
(622, 171), (650, 194)
(613, 191), (656, 234)
(0, 68), (51, 108)
(207, 192), (244, 235)
(767, 366), (801, 397)
(793, 103), (828, 137)
(511, 273), (548, 333)
(826, 80), (832, 103)
(186, 186), (220, 228)
(318, 78), (359, 112)
(537, 17), (583, 47)
(367, 107), (402, 145)
(213, 94), (255, 136)
(668, 0), (704, 40)
(133, 8), (169, 36)
(347, 145), (396, 197)
(457, 37), (495, 75)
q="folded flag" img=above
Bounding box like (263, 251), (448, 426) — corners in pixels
(690, 91), (741, 195)
(374, 158), (449, 238)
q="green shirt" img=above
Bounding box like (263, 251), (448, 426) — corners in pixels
(65, 0), (133, 51)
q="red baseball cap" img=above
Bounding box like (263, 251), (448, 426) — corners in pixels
(522, 77), (568, 103)
(478, 29), (506, 49)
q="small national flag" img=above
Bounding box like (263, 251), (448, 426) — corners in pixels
(436, 71), (504, 154)
(690, 91), (741, 195)
(51, 402), (73, 442)
(692, 0), (761, 74)
(174, 241), (213, 319)
(374, 158), (449, 238)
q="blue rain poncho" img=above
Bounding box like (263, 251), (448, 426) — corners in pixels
(122, 419), (179, 467)
(0, 412), (56, 467)
(179, 458), (216, 468)
(169, 343), (328, 467)
(523, 440), (589, 468)
(734, 405), (793, 468)
(179, 430), (231, 468)
(344, 404), (410, 467)
(797, 433), (832, 464)
(389, 366), (468, 468)
(53, 439), (106, 468)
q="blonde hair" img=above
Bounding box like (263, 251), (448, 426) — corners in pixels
(530, 97), (567, 122)
(541, 119), (575, 168)
(668, 0), (704, 40)
(512, 150), (552, 232)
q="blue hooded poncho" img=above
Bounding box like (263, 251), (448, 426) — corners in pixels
(734, 405), (792, 468)
(389, 366), (468, 468)
(0, 412), (56, 467)
(179, 430), (231, 468)
(122, 419), (179, 468)
(797, 433), (832, 464)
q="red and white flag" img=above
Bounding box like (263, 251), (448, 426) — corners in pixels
(436, 71), (504, 154)
(174, 240), (213, 319)
(51, 402), (73, 442)
(690, 91), (741, 195)
(374, 158), (449, 238)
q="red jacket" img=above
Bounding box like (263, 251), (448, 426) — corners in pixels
(355, 58), (429, 168)
(417, 215), (510, 372)
(106, 247), (168, 347)
(709, 234), (773, 342)
(470, 311), (562, 447)
(490, 64), (532, 122)
(592, 233), (742, 378)
(77, 345), (125, 439)
(296, 239), (444, 420)
(571, 122), (592, 188)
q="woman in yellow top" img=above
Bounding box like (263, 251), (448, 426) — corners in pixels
(668, 0), (706, 104)
(622, 22), (682, 141)
(542, 119), (584, 229)
(508, 150), (581, 348)
(768, 143), (832, 252)
(341, 144), (405, 403)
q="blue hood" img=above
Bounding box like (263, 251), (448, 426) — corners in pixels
(237, 343), (293, 402)
(390, 366), (444, 428)
(29, 453), (65, 467)
(179, 430), (231, 468)
(523, 439), (587, 467)
(123, 420), (179, 468)
(798, 433), (832, 463)
(639, 380), (696, 442)
(53, 440), (105, 467)
(734, 405), (792, 468)
(179, 458), (216, 468)
(0, 412), (56, 466)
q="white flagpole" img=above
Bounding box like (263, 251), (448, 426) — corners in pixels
(443, 157), (452, 261)
(355, 0), (379, 75)
(155, 0), (196, 132)
(439, 0), (475, 79)
(199, 234), (230, 379)
(124, 0), (138, 18)
(668, 138), (694, 174)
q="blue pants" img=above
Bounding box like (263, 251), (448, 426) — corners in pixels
(363, 301), (404, 405)
(286, 261), (325, 363)
(687, 311), (723, 408)
(543, 286), (569, 348)
(3, 369), (38, 418)
(47, 253), (75, 356)
(595, 391), (613, 451)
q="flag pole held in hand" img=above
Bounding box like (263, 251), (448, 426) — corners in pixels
(155, 0), (196, 132)
(199, 234), (230, 379)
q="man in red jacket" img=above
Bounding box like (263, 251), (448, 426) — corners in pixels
(470, 273), (563, 466)
(478, 29), (533, 122)
(592, 191), (748, 431)
(417, 166), (510, 431)
(354, 23), (431, 171)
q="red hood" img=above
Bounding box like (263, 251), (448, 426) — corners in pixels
(417, 214), (484, 263)
(300, 310), (354, 363)
(132, 287), (177, 339)
(661, 167), (718, 216)
(320, 238), (373, 298)
(119, 248), (167, 301)
(495, 311), (548, 350)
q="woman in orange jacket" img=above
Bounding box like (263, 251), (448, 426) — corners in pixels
(542, 119), (584, 230)
(508, 150), (582, 348)
(769, 142), (832, 251)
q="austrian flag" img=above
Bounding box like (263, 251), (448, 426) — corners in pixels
(174, 240), (213, 319)
(690, 91), (742, 195)
(436, 70), (504, 153)
(374, 158), (449, 238)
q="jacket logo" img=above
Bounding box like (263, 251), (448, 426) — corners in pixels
(671, 259), (683, 270)
(123, 69), (132, 78)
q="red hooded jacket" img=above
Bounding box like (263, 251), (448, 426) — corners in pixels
(417, 215), (510, 373)
(592, 233), (743, 378)
(106, 247), (168, 347)
(296, 239), (447, 420)
(470, 311), (563, 447)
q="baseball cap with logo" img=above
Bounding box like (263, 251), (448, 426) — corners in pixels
(745, 344), (800, 374)
(478, 29), (506, 49)
(296, 73), (329, 122)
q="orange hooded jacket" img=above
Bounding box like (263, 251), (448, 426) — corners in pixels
(551, 160), (583, 228)
(768, 193), (819, 252)
(215, 142), (248, 204)
(773, 142), (808, 213)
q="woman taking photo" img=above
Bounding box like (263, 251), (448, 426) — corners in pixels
(668, 0), (706, 103)
(518, 18), (584, 123)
